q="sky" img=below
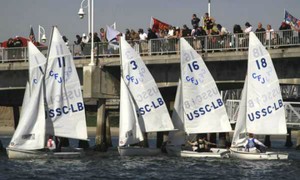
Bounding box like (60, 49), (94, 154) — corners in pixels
(0, 0), (299, 43)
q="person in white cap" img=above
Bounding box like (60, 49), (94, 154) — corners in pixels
(81, 33), (89, 55)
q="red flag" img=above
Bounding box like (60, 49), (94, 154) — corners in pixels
(151, 17), (171, 33)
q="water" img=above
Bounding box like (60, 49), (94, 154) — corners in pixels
(1, 136), (300, 180)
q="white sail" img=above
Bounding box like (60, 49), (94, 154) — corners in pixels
(28, 42), (46, 90)
(120, 38), (174, 132)
(167, 79), (185, 146)
(19, 42), (47, 118)
(8, 42), (46, 150)
(119, 77), (144, 146)
(246, 32), (286, 135)
(180, 38), (231, 134)
(231, 76), (248, 147)
(45, 27), (88, 140)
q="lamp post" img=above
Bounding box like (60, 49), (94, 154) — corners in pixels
(208, 0), (211, 16)
(38, 25), (47, 43)
(78, 0), (94, 66)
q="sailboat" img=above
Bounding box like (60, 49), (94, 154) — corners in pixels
(118, 37), (175, 156)
(229, 32), (288, 160)
(166, 38), (232, 158)
(6, 27), (88, 159)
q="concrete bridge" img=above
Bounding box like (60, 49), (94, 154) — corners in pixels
(1, 36), (300, 148)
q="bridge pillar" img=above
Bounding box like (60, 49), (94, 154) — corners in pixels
(264, 135), (271, 147)
(296, 130), (300, 150)
(105, 113), (112, 147)
(285, 128), (293, 148)
(12, 106), (20, 129)
(94, 98), (107, 151)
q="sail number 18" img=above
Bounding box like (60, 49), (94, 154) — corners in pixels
(253, 47), (267, 70)
(255, 58), (267, 69)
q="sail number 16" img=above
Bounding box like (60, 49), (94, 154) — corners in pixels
(188, 61), (199, 72)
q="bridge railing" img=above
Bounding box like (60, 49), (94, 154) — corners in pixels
(225, 99), (300, 128)
(1, 30), (299, 63)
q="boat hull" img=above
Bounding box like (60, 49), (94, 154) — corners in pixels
(118, 146), (161, 156)
(166, 145), (229, 158)
(6, 147), (84, 159)
(229, 147), (288, 160)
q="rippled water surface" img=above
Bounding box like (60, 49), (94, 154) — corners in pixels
(1, 137), (300, 180)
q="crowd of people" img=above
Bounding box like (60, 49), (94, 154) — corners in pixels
(68, 12), (300, 56)
(1, 12), (300, 60)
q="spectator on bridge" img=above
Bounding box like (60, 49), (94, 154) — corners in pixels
(7, 38), (14, 59)
(138, 28), (148, 55)
(130, 29), (140, 41)
(242, 22), (253, 48)
(191, 14), (200, 29)
(203, 12), (215, 35)
(13, 36), (23, 60)
(147, 28), (158, 40)
(99, 28), (108, 55)
(279, 22), (292, 44)
(191, 25), (206, 50)
(62, 35), (70, 50)
(217, 24), (230, 48)
(265, 24), (276, 46)
(233, 24), (243, 48)
(93, 32), (101, 56)
(74, 34), (82, 56)
(244, 22), (253, 34)
(81, 33), (89, 55)
(181, 24), (191, 37)
(255, 22), (266, 43)
(292, 25), (300, 44)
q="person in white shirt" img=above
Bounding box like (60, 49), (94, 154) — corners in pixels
(138, 29), (148, 54)
(244, 22), (253, 33)
(265, 24), (276, 45)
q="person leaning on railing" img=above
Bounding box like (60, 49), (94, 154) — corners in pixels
(279, 22), (292, 44)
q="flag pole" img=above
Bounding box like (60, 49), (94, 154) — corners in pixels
(150, 16), (153, 28)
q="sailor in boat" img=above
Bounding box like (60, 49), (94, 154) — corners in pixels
(245, 133), (267, 153)
(47, 135), (56, 151)
(187, 135), (217, 152)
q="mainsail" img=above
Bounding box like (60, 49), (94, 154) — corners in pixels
(231, 76), (248, 147)
(167, 79), (185, 146)
(120, 38), (174, 132)
(119, 77), (144, 146)
(232, 32), (287, 147)
(180, 38), (231, 134)
(45, 27), (88, 140)
(8, 42), (46, 150)
(246, 32), (286, 135)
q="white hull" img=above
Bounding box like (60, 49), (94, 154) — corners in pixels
(229, 147), (288, 160)
(166, 145), (229, 158)
(118, 146), (161, 156)
(6, 147), (84, 159)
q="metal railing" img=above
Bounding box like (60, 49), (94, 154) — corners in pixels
(225, 99), (300, 129)
(1, 30), (299, 63)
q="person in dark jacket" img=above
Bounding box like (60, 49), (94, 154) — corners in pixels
(279, 22), (292, 44)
